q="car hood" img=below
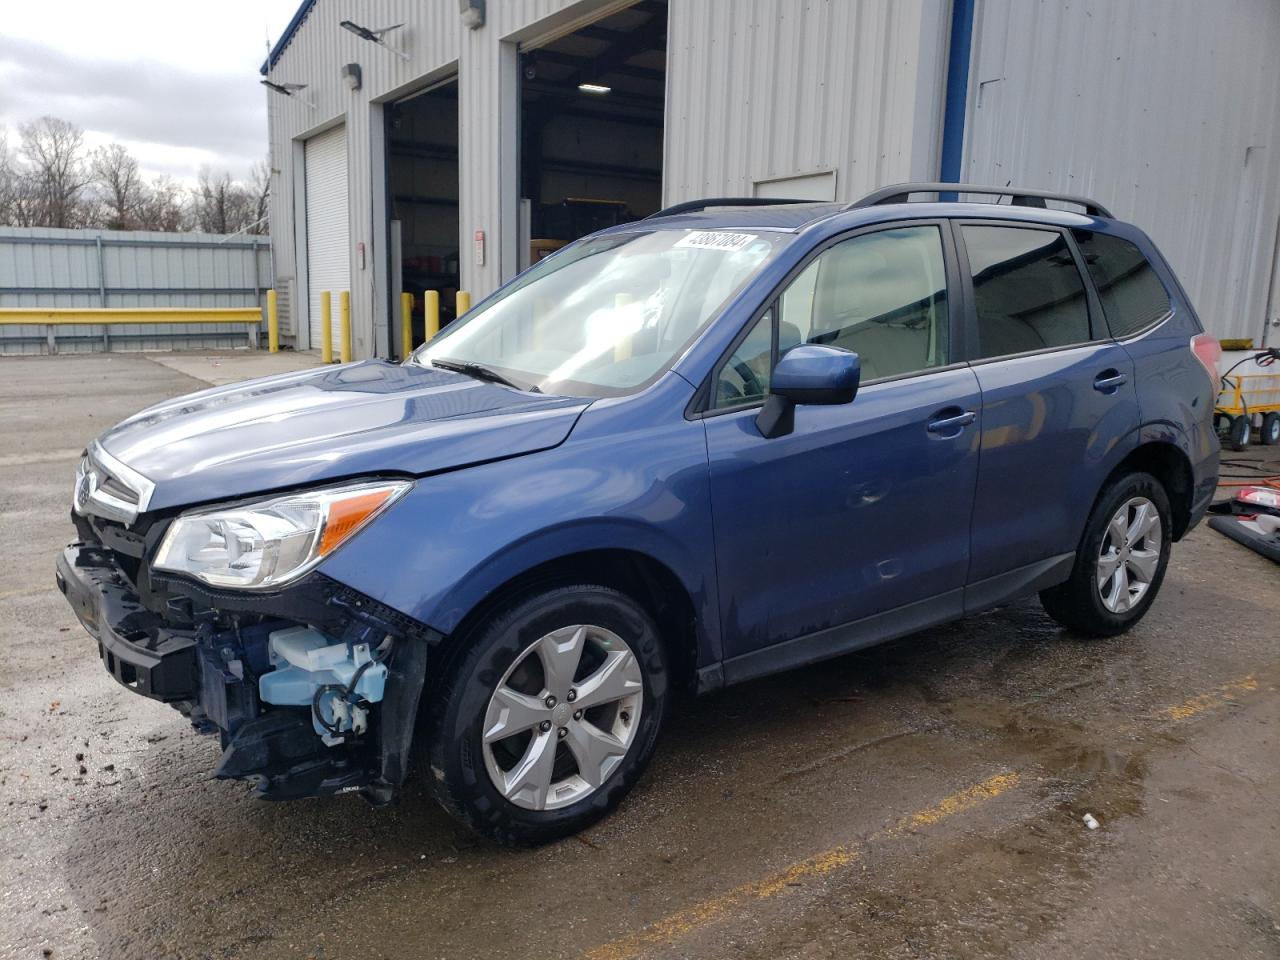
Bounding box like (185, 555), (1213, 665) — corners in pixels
(97, 360), (589, 511)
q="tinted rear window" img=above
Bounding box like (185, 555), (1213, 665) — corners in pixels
(962, 225), (1091, 359)
(1073, 230), (1172, 337)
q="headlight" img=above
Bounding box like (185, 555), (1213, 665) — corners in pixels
(153, 480), (411, 590)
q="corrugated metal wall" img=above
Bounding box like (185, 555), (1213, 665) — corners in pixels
(663, 0), (949, 205)
(265, 0), (627, 356)
(0, 227), (271, 355)
(962, 0), (1280, 343)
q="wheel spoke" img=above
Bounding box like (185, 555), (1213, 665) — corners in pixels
(483, 686), (549, 744)
(500, 729), (558, 808)
(1129, 502), (1157, 543)
(574, 648), (643, 711)
(536, 625), (587, 700)
(564, 719), (627, 788)
(1126, 548), (1159, 584)
(1112, 563), (1131, 611)
(1097, 551), (1121, 590)
(1107, 508), (1129, 547)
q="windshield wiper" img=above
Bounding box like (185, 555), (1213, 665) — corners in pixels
(430, 357), (538, 392)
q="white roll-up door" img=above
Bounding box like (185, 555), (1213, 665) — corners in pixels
(304, 124), (350, 352)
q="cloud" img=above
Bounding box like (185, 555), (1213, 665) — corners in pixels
(0, 35), (268, 182)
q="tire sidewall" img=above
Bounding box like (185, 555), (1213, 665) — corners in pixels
(1263, 413), (1280, 445)
(429, 586), (667, 844)
(1075, 473), (1173, 632)
(1230, 416), (1251, 450)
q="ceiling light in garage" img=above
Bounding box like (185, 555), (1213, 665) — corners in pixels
(578, 83), (612, 95)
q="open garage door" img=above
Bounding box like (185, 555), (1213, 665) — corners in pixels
(387, 80), (459, 351)
(304, 124), (350, 353)
(520, 1), (667, 267)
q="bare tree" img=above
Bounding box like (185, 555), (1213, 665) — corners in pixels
(191, 166), (261, 235)
(0, 134), (21, 226)
(19, 116), (92, 228)
(92, 143), (143, 230)
(135, 175), (190, 232)
(248, 159), (271, 236)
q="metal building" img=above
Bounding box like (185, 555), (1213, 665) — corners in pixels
(263, 0), (1280, 357)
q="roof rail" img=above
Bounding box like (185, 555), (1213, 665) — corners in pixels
(848, 182), (1113, 219)
(645, 197), (814, 220)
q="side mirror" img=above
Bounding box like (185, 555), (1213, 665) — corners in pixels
(756, 344), (860, 439)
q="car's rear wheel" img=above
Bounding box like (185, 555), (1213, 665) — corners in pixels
(1040, 472), (1172, 637)
(424, 584), (667, 845)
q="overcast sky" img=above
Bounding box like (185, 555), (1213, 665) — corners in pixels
(0, 0), (302, 184)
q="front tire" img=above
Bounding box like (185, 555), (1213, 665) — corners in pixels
(424, 584), (667, 845)
(1040, 472), (1172, 637)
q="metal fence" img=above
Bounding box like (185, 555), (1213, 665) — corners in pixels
(0, 226), (271, 355)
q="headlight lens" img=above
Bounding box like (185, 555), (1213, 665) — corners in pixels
(153, 480), (411, 589)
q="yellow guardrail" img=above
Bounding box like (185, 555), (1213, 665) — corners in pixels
(0, 307), (262, 325)
(0, 306), (264, 353)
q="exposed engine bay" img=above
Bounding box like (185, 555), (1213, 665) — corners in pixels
(56, 506), (432, 804)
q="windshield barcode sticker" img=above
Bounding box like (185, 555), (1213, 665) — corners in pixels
(674, 231), (758, 251)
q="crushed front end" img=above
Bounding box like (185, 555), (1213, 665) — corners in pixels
(56, 448), (432, 804)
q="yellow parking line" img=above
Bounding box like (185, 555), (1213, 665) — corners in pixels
(1164, 676), (1259, 721)
(584, 671), (1270, 960)
(583, 772), (1020, 960)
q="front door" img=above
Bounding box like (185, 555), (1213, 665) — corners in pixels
(702, 223), (982, 669)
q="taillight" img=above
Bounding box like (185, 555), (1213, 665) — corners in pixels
(1190, 334), (1221, 385)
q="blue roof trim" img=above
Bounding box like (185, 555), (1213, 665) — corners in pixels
(260, 0), (317, 75)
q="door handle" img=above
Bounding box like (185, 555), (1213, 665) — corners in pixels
(927, 410), (977, 433)
(1093, 370), (1128, 392)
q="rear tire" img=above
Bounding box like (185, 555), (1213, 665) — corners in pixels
(424, 584), (667, 845)
(1261, 412), (1280, 446)
(1229, 414), (1252, 451)
(1040, 472), (1172, 637)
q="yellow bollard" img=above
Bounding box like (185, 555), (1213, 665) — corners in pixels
(456, 290), (472, 319)
(424, 290), (440, 340)
(319, 291), (333, 364)
(266, 289), (279, 353)
(339, 291), (352, 363)
(400, 292), (414, 358)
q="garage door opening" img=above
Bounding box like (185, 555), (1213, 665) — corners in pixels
(520, 1), (667, 268)
(387, 78), (459, 354)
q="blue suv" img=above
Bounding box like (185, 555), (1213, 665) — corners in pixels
(57, 184), (1220, 844)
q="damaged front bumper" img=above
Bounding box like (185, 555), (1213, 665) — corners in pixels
(56, 541), (433, 804)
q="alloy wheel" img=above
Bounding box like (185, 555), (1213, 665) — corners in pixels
(1096, 496), (1162, 613)
(481, 624), (644, 811)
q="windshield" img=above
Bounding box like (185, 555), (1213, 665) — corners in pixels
(409, 228), (790, 396)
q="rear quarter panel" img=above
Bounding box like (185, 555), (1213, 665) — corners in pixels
(1111, 226), (1220, 524)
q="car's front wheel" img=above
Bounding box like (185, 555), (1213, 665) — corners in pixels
(424, 584), (667, 845)
(1040, 472), (1172, 637)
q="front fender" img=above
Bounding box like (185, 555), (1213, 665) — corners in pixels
(318, 382), (721, 667)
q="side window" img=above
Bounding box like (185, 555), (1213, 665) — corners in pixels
(962, 225), (1091, 359)
(714, 308), (773, 408)
(780, 226), (950, 381)
(1073, 230), (1172, 337)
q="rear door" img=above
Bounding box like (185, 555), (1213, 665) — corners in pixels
(956, 221), (1139, 601)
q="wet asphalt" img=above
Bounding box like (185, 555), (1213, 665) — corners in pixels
(1, 353), (1277, 960)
